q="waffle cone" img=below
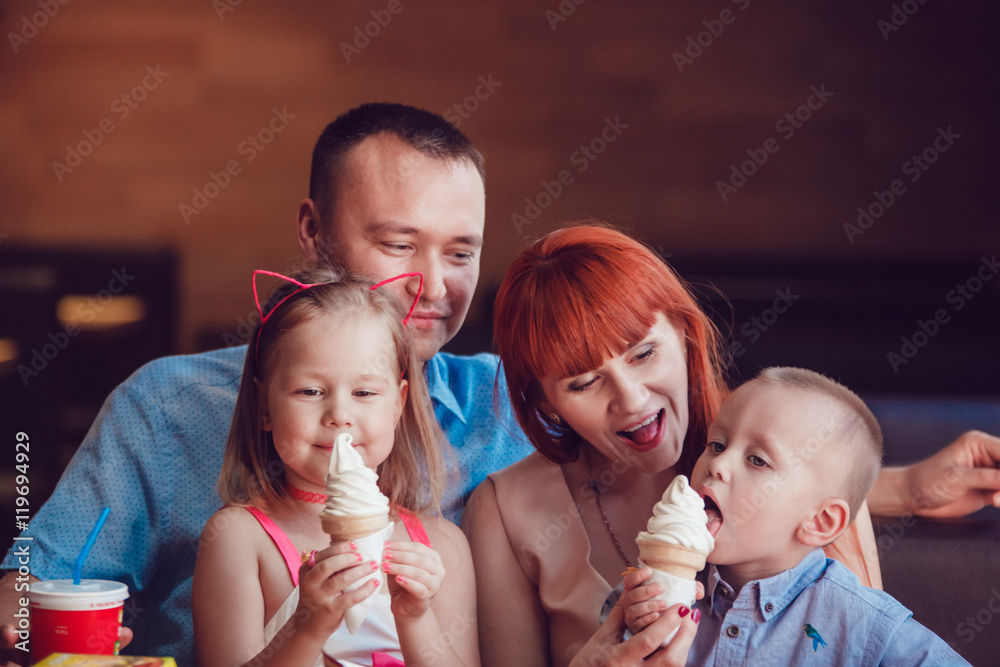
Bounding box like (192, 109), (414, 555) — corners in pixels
(637, 539), (707, 580)
(321, 512), (389, 541)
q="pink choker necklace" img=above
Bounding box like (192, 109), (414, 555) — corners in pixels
(287, 484), (327, 504)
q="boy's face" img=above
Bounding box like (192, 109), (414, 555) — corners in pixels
(691, 380), (847, 580)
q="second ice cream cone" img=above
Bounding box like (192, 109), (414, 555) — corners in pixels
(637, 539), (707, 580)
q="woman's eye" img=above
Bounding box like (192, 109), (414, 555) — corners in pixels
(748, 455), (768, 468)
(569, 377), (597, 392)
(634, 346), (655, 362)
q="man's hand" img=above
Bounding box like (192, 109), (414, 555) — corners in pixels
(871, 430), (1000, 517)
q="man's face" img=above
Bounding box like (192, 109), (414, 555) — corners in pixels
(312, 133), (485, 362)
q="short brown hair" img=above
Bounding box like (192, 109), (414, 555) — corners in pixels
(755, 366), (883, 521)
(309, 103), (486, 223)
(218, 266), (449, 515)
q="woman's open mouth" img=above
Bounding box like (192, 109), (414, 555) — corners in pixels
(616, 409), (665, 452)
(703, 494), (723, 537)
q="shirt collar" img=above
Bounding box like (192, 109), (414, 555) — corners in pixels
(425, 354), (466, 424)
(706, 548), (828, 621)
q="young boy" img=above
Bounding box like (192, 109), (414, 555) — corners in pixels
(627, 366), (968, 665)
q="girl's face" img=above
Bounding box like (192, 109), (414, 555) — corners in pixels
(259, 311), (407, 492)
(539, 312), (689, 474)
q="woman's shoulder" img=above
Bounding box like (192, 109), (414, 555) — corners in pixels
(488, 450), (559, 484)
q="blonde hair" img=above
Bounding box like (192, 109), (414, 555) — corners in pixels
(755, 366), (882, 521)
(218, 266), (448, 515)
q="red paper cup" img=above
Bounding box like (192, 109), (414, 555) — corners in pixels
(29, 579), (129, 662)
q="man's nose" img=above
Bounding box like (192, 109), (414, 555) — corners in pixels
(412, 256), (446, 303)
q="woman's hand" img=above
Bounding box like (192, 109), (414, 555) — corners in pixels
(622, 567), (705, 635)
(295, 541), (380, 639)
(871, 430), (1000, 517)
(570, 597), (698, 667)
(382, 540), (445, 621)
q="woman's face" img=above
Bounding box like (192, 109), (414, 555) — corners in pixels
(540, 312), (689, 473)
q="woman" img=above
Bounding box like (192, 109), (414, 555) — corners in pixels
(464, 224), (881, 666)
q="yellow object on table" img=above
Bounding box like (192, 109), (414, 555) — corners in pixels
(32, 655), (176, 667)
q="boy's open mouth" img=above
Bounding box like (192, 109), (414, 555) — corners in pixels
(704, 495), (723, 537)
(616, 409), (665, 451)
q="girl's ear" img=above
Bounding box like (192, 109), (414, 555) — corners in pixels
(395, 378), (409, 423)
(255, 377), (272, 431)
(796, 497), (850, 547)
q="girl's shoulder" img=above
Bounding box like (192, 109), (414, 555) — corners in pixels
(199, 504), (275, 554)
(404, 512), (469, 553)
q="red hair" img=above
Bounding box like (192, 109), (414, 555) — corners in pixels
(493, 224), (729, 475)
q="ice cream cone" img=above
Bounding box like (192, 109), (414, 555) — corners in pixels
(321, 512), (390, 542)
(637, 538), (707, 580)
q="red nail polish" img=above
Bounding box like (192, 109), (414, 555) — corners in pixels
(396, 575), (406, 584)
(382, 562), (390, 572)
(383, 551), (393, 560)
(356, 553), (363, 562)
(679, 606), (690, 618)
(370, 561), (378, 570)
(692, 609), (701, 624)
(350, 541), (358, 551)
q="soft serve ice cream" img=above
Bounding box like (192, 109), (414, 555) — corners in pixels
(635, 475), (714, 645)
(320, 433), (390, 540)
(319, 432), (393, 634)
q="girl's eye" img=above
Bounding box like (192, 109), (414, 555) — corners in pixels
(706, 441), (725, 454)
(748, 454), (768, 468)
(299, 388), (321, 397)
(354, 390), (376, 398)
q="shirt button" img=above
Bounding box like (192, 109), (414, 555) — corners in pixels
(726, 625), (741, 638)
(764, 602), (774, 613)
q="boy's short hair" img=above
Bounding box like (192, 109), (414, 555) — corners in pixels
(756, 367), (883, 521)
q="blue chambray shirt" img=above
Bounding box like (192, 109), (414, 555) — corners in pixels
(688, 548), (970, 666)
(4, 345), (532, 665)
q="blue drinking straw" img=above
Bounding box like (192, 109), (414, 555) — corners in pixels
(73, 507), (110, 585)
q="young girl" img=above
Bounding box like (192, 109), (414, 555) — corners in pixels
(192, 267), (478, 667)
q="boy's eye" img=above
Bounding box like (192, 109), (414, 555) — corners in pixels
(706, 441), (725, 454)
(748, 454), (768, 468)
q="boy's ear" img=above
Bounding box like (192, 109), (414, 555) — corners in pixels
(796, 497), (850, 547)
(254, 377), (272, 431)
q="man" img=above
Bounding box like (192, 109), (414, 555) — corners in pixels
(0, 103), (533, 664)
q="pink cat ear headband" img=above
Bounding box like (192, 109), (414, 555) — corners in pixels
(251, 269), (424, 363)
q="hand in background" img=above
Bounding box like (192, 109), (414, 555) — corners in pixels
(895, 430), (1000, 517)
